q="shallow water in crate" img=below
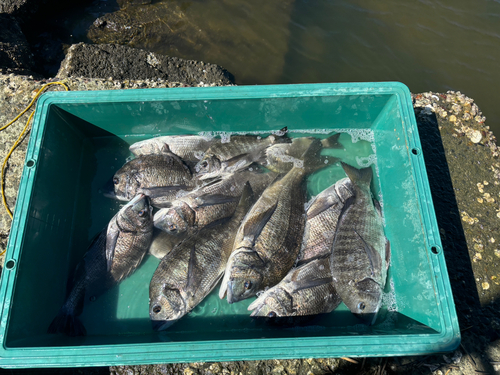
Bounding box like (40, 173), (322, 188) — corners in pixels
(73, 129), (391, 337)
(7, 127), (435, 348)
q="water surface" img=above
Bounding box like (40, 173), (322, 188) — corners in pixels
(46, 0), (500, 133)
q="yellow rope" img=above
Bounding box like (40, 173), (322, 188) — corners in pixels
(0, 81), (69, 256)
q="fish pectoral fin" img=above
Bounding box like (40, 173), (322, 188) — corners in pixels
(195, 193), (240, 207)
(290, 277), (333, 293)
(242, 201), (278, 240)
(354, 230), (382, 277)
(105, 218), (120, 272)
(306, 195), (339, 220)
(385, 238), (391, 270)
(185, 245), (202, 296)
(139, 186), (188, 198)
(223, 153), (252, 168)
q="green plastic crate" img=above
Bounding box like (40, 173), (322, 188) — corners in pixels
(0, 82), (459, 368)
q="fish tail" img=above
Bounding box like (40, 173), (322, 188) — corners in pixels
(301, 138), (328, 174)
(320, 133), (342, 149)
(341, 162), (373, 190)
(48, 311), (87, 337)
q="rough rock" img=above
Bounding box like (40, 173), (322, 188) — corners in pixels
(57, 43), (234, 85)
(0, 13), (34, 74)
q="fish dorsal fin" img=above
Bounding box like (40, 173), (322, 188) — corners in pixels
(105, 217), (121, 272)
(139, 186), (189, 199)
(242, 200), (278, 240)
(290, 277), (334, 293)
(354, 230), (382, 277)
(185, 244), (200, 297)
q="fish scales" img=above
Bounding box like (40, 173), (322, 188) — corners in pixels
(129, 135), (215, 161)
(299, 178), (354, 264)
(330, 163), (389, 324)
(154, 170), (276, 236)
(150, 185), (253, 330)
(221, 165), (307, 303)
(249, 179), (353, 317)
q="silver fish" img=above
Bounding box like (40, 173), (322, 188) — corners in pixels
(113, 153), (197, 208)
(330, 163), (390, 325)
(219, 140), (325, 304)
(299, 177), (354, 265)
(248, 178), (354, 317)
(195, 128), (290, 180)
(48, 194), (154, 336)
(149, 183), (254, 330)
(153, 170), (277, 236)
(248, 258), (340, 317)
(129, 135), (216, 162)
(265, 134), (341, 173)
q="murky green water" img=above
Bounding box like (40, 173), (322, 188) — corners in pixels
(52, 0), (500, 133)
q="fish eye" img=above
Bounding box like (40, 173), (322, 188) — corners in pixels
(153, 305), (162, 314)
(168, 223), (177, 232)
(138, 209), (146, 217)
(358, 302), (366, 311)
(267, 311), (276, 318)
(200, 160), (208, 168)
(244, 281), (252, 290)
(113, 177), (119, 185)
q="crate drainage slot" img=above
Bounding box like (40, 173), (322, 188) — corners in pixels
(411, 148), (420, 155)
(26, 160), (35, 168)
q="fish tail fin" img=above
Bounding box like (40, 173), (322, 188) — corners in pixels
(301, 138), (328, 174)
(48, 311), (87, 337)
(320, 133), (342, 149)
(341, 162), (373, 190)
(269, 126), (291, 144)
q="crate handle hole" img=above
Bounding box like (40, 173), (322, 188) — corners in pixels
(411, 148), (420, 155)
(431, 245), (440, 254)
(5, 259), (16, 270)
(26, 159), (36, 168)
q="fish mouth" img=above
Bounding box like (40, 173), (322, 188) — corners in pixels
(226, 280), (235, 304)
(102, 177), (118, 199)
(151, 319), (178, 331)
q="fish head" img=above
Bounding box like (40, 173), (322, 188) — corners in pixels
(248, 288), (293, 318)
(154, 203), (193, 236)
(113, 164), (141, 201)
(224, 251), (266, 303)
(117, 194), (153, 232)
(347, 278), (382, 325)
(149, 282), (186, 331)
(195, 155), (221, 178)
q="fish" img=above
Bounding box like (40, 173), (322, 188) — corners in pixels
(248, 258), (340, 317)
(112, 153), (198, 208)
(330, 162), (390, 325)
(153, 169), (277, 236)
(299, 177), (354, 265)
(219, 139), (325, 304)
(265, 134), (341, 173)
(248, 178), (354, 317)
(194, 128), (290, 180)
(48, 194), (154, 336)
(148, 228), (187, 259)
(129, 135), (216, 162)
(149, 183), (254, 331)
